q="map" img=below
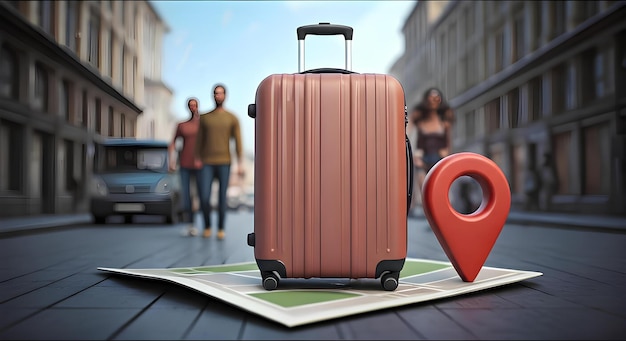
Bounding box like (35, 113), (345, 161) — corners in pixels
(98, 258), (542, 327)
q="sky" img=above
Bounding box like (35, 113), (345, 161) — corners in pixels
(150, 0), (416, 156)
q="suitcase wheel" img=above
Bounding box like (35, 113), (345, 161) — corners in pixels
(262, 271), (280, 290)
(381, 271), (400, 291)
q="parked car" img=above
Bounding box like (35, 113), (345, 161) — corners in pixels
(90, 138), (182, 224)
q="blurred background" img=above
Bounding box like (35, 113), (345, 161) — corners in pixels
(0, 0), (624, 219)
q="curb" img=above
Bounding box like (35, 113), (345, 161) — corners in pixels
(409, 209), (626, 232)
(0, 214), (93, 235)
(506, 212), (626, 232)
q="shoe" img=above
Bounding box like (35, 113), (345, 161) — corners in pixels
(181, 226), (198, 237)
(202, 229), (212, 238)
(217, 230), (225, 240)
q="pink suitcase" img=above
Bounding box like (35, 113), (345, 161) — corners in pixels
(247, 23), (413, 291)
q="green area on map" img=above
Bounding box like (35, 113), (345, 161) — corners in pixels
(250, 291), (360, 308)
(399, 260), (449, 278)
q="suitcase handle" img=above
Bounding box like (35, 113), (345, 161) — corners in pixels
(297, 23), (353, 72)
(296, 23), (354, 40)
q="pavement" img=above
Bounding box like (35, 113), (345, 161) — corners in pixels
(1, 208), (624, 236)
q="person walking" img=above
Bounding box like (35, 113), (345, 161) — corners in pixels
(194, 84), (244, 240)
(524, 160), (542, 211)
(407, 88), (455, 214)
(540, 152), (559, 211)
(169, 98), (204, 236)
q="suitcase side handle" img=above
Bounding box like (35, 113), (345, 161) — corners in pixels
(406, 135), (414, 215)
(297, 23), (353, 72)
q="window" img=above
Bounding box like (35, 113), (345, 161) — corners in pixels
(532, 2), (542, 50)
(438, 32), (446, 72)
(506, 89), (520, 129)
(150, 120), (155, 138)
(449, 23), (457, 57)
(143, 18), (156, 78)
(583, 123), (610, 195)
(38, 0), (53, 35)
(583, 1), (600, 21)
(121, 113), (126, 137)
(490, 146), (505, 172)
(130, 57), (137, 96)
(581, 48), (596, 103)
(619, 30), (626, 97)
(60, 79), (71, 121)
(118, 44), (125, 89)
(529, 76), (542, 122)
(65, 0), (78, 52)
(551, 64), (566, 114)
(485, 98), (501, 134)
(102, 30), (110, 78)
(459, 57), (468, 91)
(64, 140), (75, 192)
(554, 1), (566, 37)
(552, 131), (572, 195)
(88, 14), (100, 67)
(465, 6), (475, 39)
(87, 94), (95, 130)
(109, 29), (114, 79)
(34, 63), (49, 112)
(565, 62), (577, 110)
(120, 1), (126, 26)
(0, 120), (23, 192)
(513, 14), (526, 62)
(108, 106), (115, 136)
(81, 89), (88, 126)
(465, 110), (476, 140)
(541, 74), (552, 116)
(594, 52), (605, 98)
(467, 49), (478, 86)
(129, 2), (136, 39)
(0, 45), (19, 99)
(95, 98), (102, 134)
(518, 85), (528, 126)
(511, 144), (525, 194)
(594, 44), (615, 98)
(494, 29), (506, 73)
(129, 118), (135, 137)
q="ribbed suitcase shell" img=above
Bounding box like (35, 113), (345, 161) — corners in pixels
(253, 72), (407, 283)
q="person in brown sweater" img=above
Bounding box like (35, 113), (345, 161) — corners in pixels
(194, 84), (244, 239)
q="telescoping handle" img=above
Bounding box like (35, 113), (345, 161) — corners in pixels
(296, 23), (353, 73)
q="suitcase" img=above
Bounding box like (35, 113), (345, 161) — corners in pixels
(247, 23), (414, 291)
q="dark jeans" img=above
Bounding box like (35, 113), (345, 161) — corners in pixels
(422, 153), (442, 173)
(198, 164), (231, 231)
(179, 167), (202, 224)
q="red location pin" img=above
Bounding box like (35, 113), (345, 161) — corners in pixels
(421, 152), (511, 282)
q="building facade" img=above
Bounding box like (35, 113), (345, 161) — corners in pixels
(136, 3), (174, 141)
(0, 0), (171, 217)
(393, 0), (626, 216)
